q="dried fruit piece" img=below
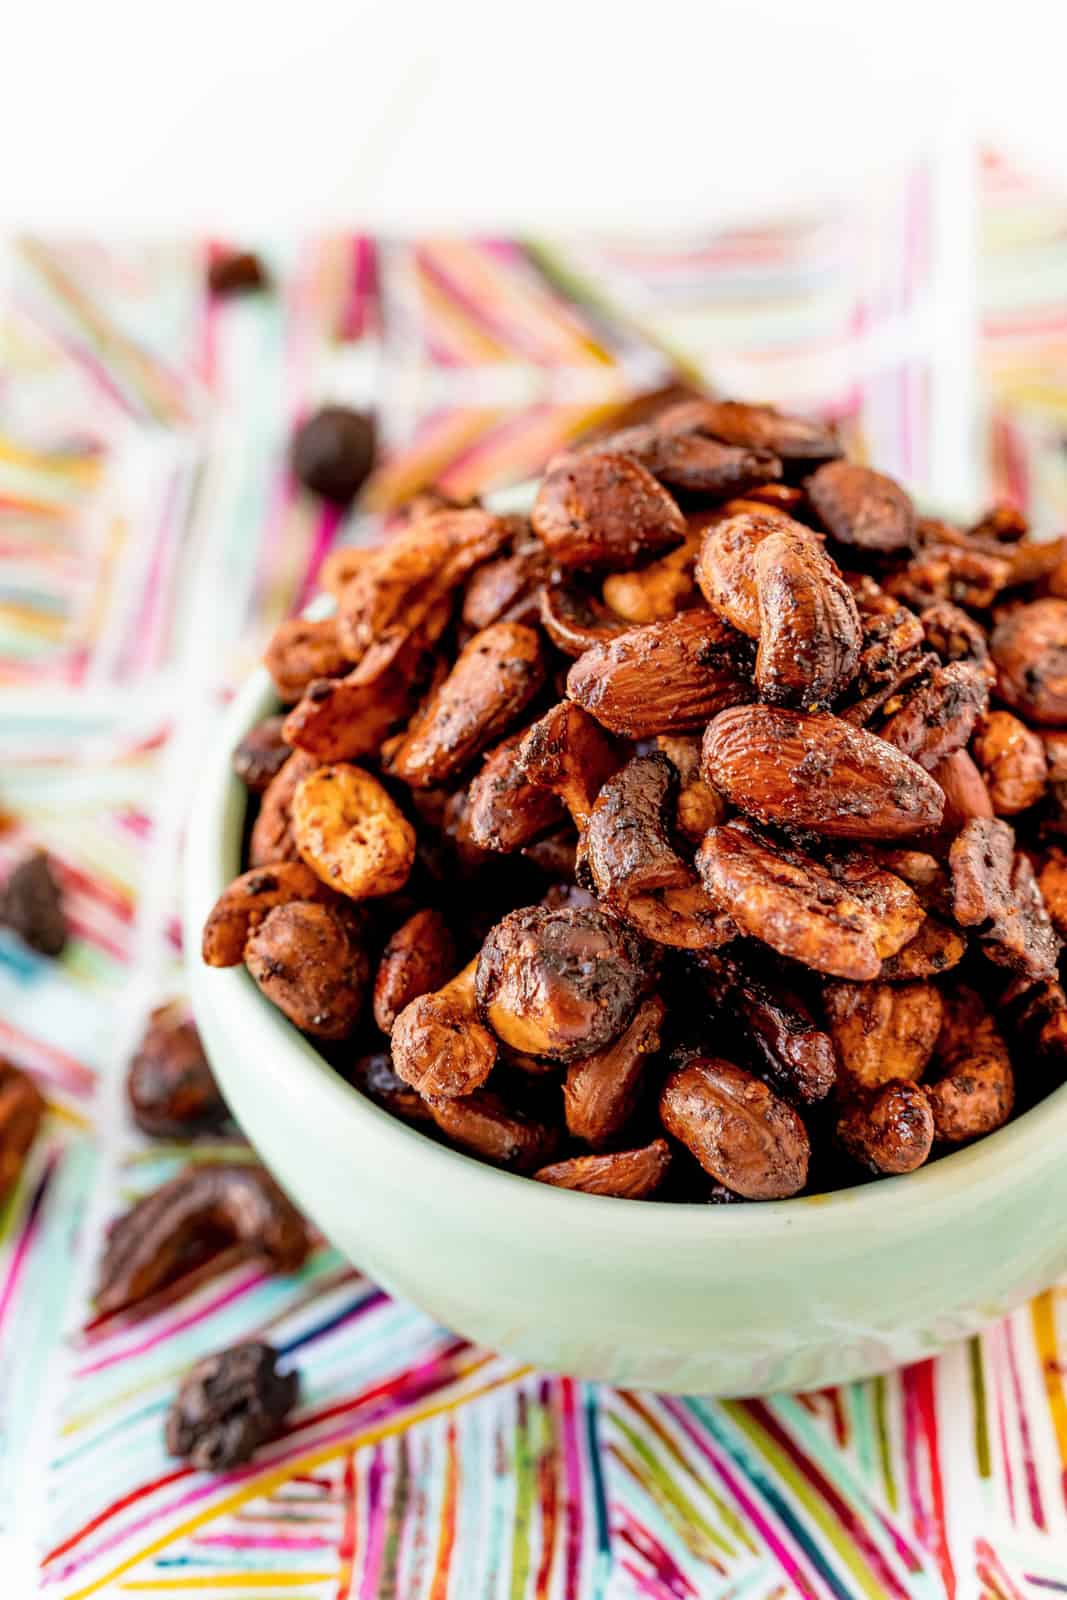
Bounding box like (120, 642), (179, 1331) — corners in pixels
(466, 731), (566, 853)
(476, 905), (650, 1063)
(972, 710), (1048, 815)
(202, 861), (335, 967)
(563, 996), (665, 1148)
(660, 1057), (809, 1200)
(874, 661), (988, 771)
(697, 952), (837, 1105)
(96, 1164), (310, 1314)
(531, 451), (686, 569)
(386, 622), (546, 788)
(426, 1089), (557, 1171)
(291, 406), (375, 503)
(249, 751), (317, 867)
(232, 716), (292, 793)
(567, 610), (752, 738)
(807, 460), (916, 554)
(702, 706), (944, 840)
(166, 1341), (297, 1470)
(753, 525), (861, 706)
(391, 960), (497, 1098)
(926, 988), (1014, 1143)
(372, 909), (455, 1034)
(823, 981), (942, 1088)
(0, 851), (67, 957)
(534, 1139), (671, 1199)
(516, 702), (625, 829)
(128, 1001), (228, 1138)
(292, 764), (416, 899)
(245, 901), (369, 1038)
(0, 1060), (45, 1197)
(836, 1082), (934, 1175)
(696, 822), (922, 980)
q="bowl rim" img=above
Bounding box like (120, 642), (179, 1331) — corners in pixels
(184, 656), (1067, 1246)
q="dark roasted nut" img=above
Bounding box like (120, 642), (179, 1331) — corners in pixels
(245, 901), (369, 1038)
(948, 817), (1015, 928)
(466, 731), (566, 853)
(1008, 534), (1067, 586)
(538, 580), (629, 657)
(877, 916), (966, 981)
(753, 525), (861, 707)
(391, 960), (497, 1097)
(202, 862), (336, 967)
(677, 399), (840, 465)
(929, 749), (993, 834)
(999, 973), (1067, 1061)
(585, 756), (732, 949)
(0, 851), (67, 957)
(292, 763), (416, 899)
(992, 600), (1067, 725)
(426, 1088), (556, 1171)
(476, 905), (650, 1063)
(208, 251), (269, 295)
(534, 1139), (671, 1199)
(249, 751), (317, 867)
(702, 705), (944, 839)
(590, 400), (783, 495)
(948, 819), (1059, 980)
(96, 1164), (311, 1314)
(807, 461), (916, 554)
(920, 601), (990, 669)
(531, 451), (686, 569)
(926, 988), (1014, 1143)
(660, 1057), (809, 1200)
(886, 544), (1012, 611)
(972, 710), (1048, 815)
(697, 822), (923, 980)
(874, 661), (988, 771)
(836, 1082), (934, 1175)
(128, 1001), (228, 1138)
(602, 529), (702, 624)
(567, 610), (753, 737)
(350, 1049), (435, 1124)
(232, 716), (292, 793)
(264, 618), (353, 704)
(516, 701), (625, 829)
(386, 622), (546, 788)
(823, 981), (942, 1088)
(461, 531), (550, 629)
(696, 507), (802, 637)
(697, 952), (836, 1105)
(372, 909), (455, 1033)
(971, 502), (1028, 543)
(282, 625), (443, 763)
(0, 1060), (45, 1197)
(291, 406), (375, 503)
(166, 1341), (297, 1470)
(563, 995), (665, 1148)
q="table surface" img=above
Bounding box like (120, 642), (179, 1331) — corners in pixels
(1, 152), (1067, 1600)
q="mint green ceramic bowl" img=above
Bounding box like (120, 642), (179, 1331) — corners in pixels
(185, 666), (1067, 1396)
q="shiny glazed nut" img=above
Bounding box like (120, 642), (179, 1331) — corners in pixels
(127, 1001), (228, 1138)
(0, 1060), (45, 1197)
(701, 705), (945, 839)
(96, 1164), (311, 1314)
(386, 622), (546, 788)
(822, 980), (942, 1089)
(249, 751), (318, 866)
(245, 901), (369, 1038)
(264, 618), (352, 703)
(885, 543), (1012, 611)
(929, 750), (993, 834)
(531, 451), (686, 569)
(202, 861), (335, 967)
(563, 995), (665, 1148)
(391, 960), (498, 1097)
(836, 1082), (934, 1175)
(475, 905), (651, 1062)
(971, 710), (1048, 815)
(696, 822), (923, 980)
(538, 581), (629, 657)
(807, 460), (916, 553)
(282, 630), (439, 762)
(874, 661), (989, 771)
(466, 731), (566, 853)
(515, 701), (624, 829)
(696, 952), (837, 1105)
(292, 764), (416, 899)
(877, 916), (966, 981)
(372, 908), (456, 1033)
(926, 988), (1015, 1143)
(426, 1089), (557, 1171)
(676, 399), (841, 464)
(949, 819), (1059, 979)
(919, 601), (990, 669)
(992, 600), (1067, 725)
(695, 507), (802, 637)
(166, 1341), (298, 1471)
(659, 1057), (809, 1200)
(350, 1050), (435, 1124)
(533, 1139), (672, 1199)
(461, 532), (550, 629)
(948, 817), (1016, 927)
(590, 402), (782, 494)
(232, 716), (292, 793)
(752, 525), (862, 706)
(566, 610), (753, 738)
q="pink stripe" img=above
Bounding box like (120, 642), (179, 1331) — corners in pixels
(0, 1154), (55, 1335)
(1004, 1317), (1046, 1529)
(75, 1266), (270, 1375)
(194, 1533), (335, 1551)
(294, 504), (344, 616)
(557, 1378), (585, 1600)
(356, 1445), (388, 1599)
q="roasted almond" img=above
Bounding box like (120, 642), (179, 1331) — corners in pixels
(807, 460), (916, 554)
(531, 451), (686, 569)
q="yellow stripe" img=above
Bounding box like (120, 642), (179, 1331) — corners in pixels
(64, 1361), (530, 1600)
(1031, 1291), (1067, 1480)
(119, 1575), (339, 1591)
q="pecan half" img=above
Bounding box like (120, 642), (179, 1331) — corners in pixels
(873, 661), (989, 771)
(823, 980), (942, 1089)
(948, 818), (1059, 980)
(885, 544), (1012, 611)
(660, 1057), (809, 1200)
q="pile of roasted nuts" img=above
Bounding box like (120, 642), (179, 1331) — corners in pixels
(204, 395), (1067, 1203)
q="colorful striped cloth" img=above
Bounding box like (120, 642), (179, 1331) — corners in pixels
(1, 155), (1066, 1599)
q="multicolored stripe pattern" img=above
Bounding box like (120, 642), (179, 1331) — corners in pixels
(0, 158), (1065, 1597)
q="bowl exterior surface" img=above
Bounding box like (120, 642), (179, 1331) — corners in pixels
(186, 671), (1067, 1395)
